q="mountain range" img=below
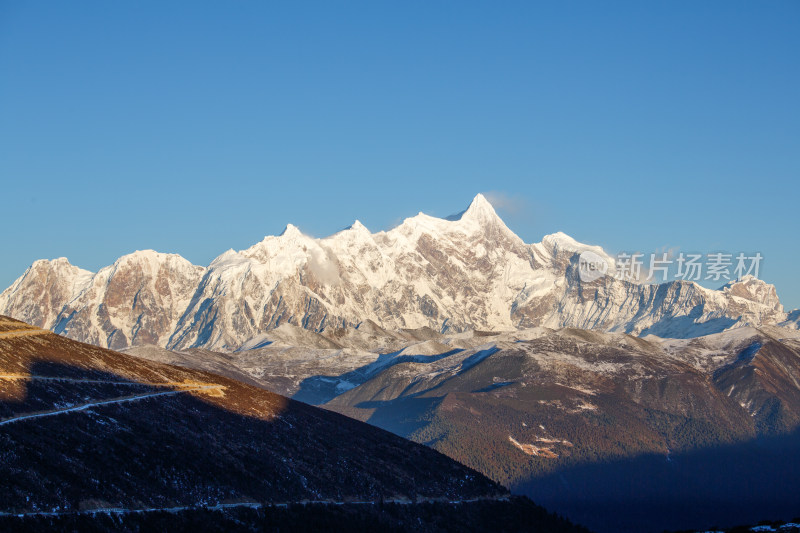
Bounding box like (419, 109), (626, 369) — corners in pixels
(1, 194), (796, 350)
(4, 195), (800, 532)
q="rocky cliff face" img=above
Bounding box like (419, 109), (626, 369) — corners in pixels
(1, 252), (204, 350)
(0, 194), (792, 350)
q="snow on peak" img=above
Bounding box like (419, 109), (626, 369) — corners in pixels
(342, 220), (370, 233)
(280, 224), (304, 239)
(326, 220), (374, 247)
(111, 250), (199, 271)
(25, 258), (92, 281)
(210, 249), (247, 269)
(116, 249), (165, 261)
(467, 192), (496, 214)
(388, 194), (513, 241)
(31, 257), (75, 269)
(722, 274), (762, 287)
(534, 232), (616, 273)
(542, 232), (581, 250)
(541, 232), (611, 257)
(5, 192), (792, 351)
(721, 275), (782, 311)
(22, 258), (93, 286)
(445, 193), (500, 223)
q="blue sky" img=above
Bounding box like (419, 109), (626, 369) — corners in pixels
(1, 1), (798, 309)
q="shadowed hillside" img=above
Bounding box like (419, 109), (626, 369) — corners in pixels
(0, 316), (587, 532)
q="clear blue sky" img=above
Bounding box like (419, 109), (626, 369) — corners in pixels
(1, 1), (798, 309)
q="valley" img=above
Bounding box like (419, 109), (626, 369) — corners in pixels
(0, 316), (586, 532)
(125, 322), (800, 532)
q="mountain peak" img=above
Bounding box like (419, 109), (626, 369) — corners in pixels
(464, 193), (498, 219)
(347, 220), (369, 232)
(537, 232), (617, 272)
(110, 249), (197, 268)
(2, 193), (792, 351)
(471, 192), (493, 208)
(32, 257), (73, 268)
(445, 193), (501, 223)
(542, 231), (579, 249)
(280, 223), (303, 238)
(721, 275), (783, 311)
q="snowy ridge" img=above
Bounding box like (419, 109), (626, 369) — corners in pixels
(0, 194), (794, 350)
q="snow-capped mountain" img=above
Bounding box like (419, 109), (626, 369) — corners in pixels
(0, 194), (791, 350)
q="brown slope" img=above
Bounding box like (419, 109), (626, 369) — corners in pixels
(0, 315), (508, 515)
(323, 328), (800, 532)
